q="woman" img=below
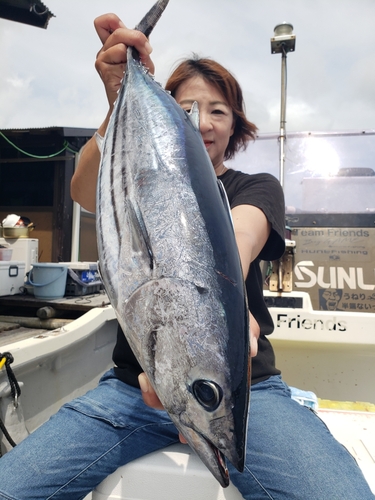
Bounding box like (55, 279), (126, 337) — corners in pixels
(0, 14), (373, 500)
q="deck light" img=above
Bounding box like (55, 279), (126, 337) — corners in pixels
(271, 23), (296, 54)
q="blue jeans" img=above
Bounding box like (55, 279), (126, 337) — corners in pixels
(0, 370), (372, 500)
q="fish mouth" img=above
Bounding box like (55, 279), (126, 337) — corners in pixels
(207, 438), (230, 487)
(181, 427), (232, 488)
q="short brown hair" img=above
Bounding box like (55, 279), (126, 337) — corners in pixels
(165, 56), (258, 160)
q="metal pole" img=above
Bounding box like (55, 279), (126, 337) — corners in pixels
(271, 22), (295, 188)
(279, 48), (287, 189)
(70, 149), (83, 262)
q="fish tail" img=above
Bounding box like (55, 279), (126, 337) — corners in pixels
(135, 0), (170, 38)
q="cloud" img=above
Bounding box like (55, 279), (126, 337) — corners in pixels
(1, 0), (375, 133)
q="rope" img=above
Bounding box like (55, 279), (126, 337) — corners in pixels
(0, 131), (79, 159)
(0, 419), (17, 453)
(1, 353), (21, 406)
(0, 352), (21, 453)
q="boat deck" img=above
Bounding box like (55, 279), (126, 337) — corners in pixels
(0, 323), (48, 346)
(319, 408), (375, 493)
(0, 291), (110, 314)
(0, 291), (111, 347)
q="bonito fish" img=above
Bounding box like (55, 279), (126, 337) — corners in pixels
(96, 0), (250, 488)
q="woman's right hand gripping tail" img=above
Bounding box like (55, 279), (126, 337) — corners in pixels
(94, 14), (154, 111)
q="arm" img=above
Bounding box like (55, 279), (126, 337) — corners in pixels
(70, 14), (154, 212)
(231, 204), (271, 281)
(231, 203), (271, 357)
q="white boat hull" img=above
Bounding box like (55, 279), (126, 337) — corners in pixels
(265, 291), (375, 404)
(0, 305), (117, 449)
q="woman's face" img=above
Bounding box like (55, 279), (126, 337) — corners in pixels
(174, 76), (234, 175)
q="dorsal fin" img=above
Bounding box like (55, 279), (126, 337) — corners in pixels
(188, 101), (200, 131)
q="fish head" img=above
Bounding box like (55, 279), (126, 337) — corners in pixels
(122, 277), (249, 488)
(173, 364), (248, 488)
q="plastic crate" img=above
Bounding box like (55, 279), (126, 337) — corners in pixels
(63, 266), (103, 297)
(65, 280), (103, 297)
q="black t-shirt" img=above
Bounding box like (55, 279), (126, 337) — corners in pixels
(113, 168), (286, 387)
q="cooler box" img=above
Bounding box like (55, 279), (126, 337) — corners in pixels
(0, 238), (38, 274)
(0, 261), (26, 296)
(60, 262), (103, 296)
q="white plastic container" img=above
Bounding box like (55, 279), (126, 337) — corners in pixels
(0, 248), (12, 261)
(92, 444), (243, 500)
(0, 261), (26, 296)
(0, 238), (38, 273)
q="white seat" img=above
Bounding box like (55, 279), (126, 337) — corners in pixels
(92, 443), (243, 500)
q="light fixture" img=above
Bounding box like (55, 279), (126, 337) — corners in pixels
(271, 23), (296, 54)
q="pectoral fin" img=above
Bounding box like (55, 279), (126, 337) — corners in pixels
(128, 199), (154, 270)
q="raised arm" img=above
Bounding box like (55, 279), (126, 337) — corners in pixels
(70, 14), (154, 212)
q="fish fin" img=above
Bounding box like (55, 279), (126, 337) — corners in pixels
(188, 101), (200, 131)
(135, 0), (169, 38)
(128, 200), (155, 270)
(132, 0), (169, 61)
(94, 131), (104, 153)
(216, 179), (235, 230)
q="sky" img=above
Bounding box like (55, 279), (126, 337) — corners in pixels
(1, 0), (375, 136)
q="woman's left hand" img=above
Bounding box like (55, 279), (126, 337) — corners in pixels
(138, 373), (188, 443)
(249, 312), (260, 358)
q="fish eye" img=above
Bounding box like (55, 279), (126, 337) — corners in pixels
(192, 380), (223, 412)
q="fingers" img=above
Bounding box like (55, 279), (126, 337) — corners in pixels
(138, 374), (188, 445)
(94, 13), (126, 45)
(138, 374), (188, 447)
(179, 433), (188, 444)
(95, 29), (154, 81)
(93, 14), (155, 107)
(94, 13), (153, 65)
(94, 42), (128, 104)
(102, 27), (153, 60)
(249, 312), (260, 357)
(138, 373), (164, 410)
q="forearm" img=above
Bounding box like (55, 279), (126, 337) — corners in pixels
(70, 113), (111, 212)
(231, 204), (271, 280)
(235, 230), (258, 280)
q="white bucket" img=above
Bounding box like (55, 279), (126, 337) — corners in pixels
(29, 263), (67, 299)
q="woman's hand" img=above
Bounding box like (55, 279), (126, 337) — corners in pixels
(94, 14), (154, 110)
(138, 372), (164, 410)
(138, 373), (188, 443)
(249, 312), (260, 357)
